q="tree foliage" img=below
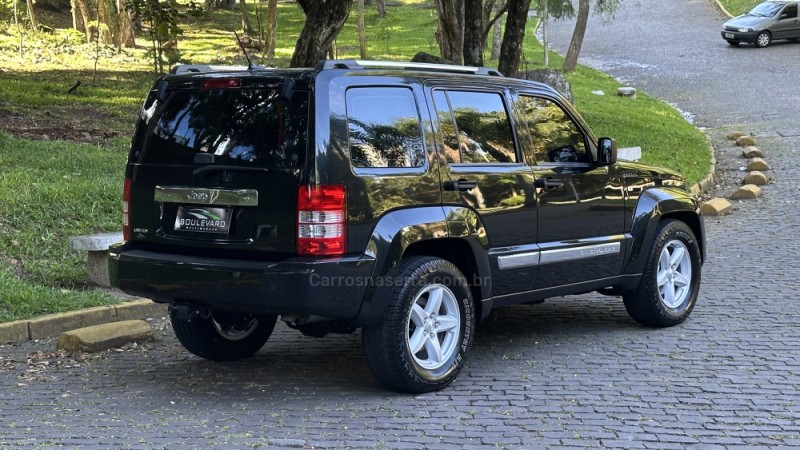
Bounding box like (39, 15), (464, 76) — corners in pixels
(125, 0), (182, 73)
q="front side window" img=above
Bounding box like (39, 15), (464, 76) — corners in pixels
(517, 96), (589, 164)
(346, 87), (425, 168)
(433, 90), (517, 164)
(782, 3), (797, 18)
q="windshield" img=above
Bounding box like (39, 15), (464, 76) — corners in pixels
(132, 88), (309, 167)
(748, 2), (782, 16)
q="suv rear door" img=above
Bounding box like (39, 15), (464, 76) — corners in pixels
(126, 74), (309, 259)
(429, 85), (539, 297)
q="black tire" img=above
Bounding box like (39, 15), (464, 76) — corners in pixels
(170, 309), (277, 361)
(362, 257), (475, 393)
(755, 31), (771, 48)
(726, 40), (740, 46)
(623, 220), (701, 328)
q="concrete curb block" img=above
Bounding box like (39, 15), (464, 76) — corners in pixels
(0, 299), (168, 345)
(57, 320), (154, 353)
(0, 321), (29, 344)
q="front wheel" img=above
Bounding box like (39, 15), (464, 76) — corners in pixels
(755, 31), (771, 48)
(623, 220), (701, 328)
(171, 309), (277, 361)
(362, 257), (475, 393)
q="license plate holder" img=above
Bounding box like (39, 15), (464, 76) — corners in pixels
(174, 206), (232, 234)
(725, 32), (734, 39)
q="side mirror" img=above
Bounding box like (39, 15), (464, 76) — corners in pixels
(597, 137), (617, 166)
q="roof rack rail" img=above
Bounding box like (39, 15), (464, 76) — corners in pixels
(170, 64), (250, 74)
(314, 59), (503, 77)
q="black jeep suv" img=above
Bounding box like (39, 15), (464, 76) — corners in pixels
(110, 60), (705, 393)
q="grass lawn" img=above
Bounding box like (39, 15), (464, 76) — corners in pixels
(717, 0), (762, 15)
(0, 2), (712, 323)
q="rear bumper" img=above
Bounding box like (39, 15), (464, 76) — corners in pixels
(109, 243), (375, 320)
(721, 29), (759, 43)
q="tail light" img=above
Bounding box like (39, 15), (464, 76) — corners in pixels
(297, 185), (346, 256)
(122, 177), (131, 241)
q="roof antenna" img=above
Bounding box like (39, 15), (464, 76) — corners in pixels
(234, 31), (261, 71)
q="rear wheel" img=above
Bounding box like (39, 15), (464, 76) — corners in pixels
(623, 220), (701, 327)
(362, 257), (475, 393)
(171, 309), (277, 361)
(755, 31), (771, 48)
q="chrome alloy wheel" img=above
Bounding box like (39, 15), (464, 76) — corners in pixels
(212, 314), (259, 341)
(657, 240), (692, 309)
(406, 284), (461, 370)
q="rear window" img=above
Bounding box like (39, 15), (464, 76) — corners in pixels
(132, 88), (309, 167)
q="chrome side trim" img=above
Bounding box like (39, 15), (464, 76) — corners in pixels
(539, 242), (621, 265)
(497, 251), (541, 270)
(154, 186), (258, 206)
(496, 239), (623, 270)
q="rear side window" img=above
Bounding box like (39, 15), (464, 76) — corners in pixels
(433, 90), (517, 164)
(132, 88), (309, 167)
(346, 87), (425, 168)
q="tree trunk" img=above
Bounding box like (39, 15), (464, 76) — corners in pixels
(433, 0), (463, 64)
(497, 0), (531, 77)
(463, 0), (482, 66)
(116, 0), (136, 47)
(376, 0), (385, 18)
(483, 1), (507, 58)
(266, 0), (277, 60)
(71, 0), (85, 33)
(239, 0), (254, 35)
(74, 0), (92, 42)
(96, 0), (113, 44)
(562, 0), (589, 72)
(489, 5), (502, 60)
(26, 0), (39, 31)
(290, 0), (353, 68)
(358, 0), (368, 59)
(205, 0), (213, 17)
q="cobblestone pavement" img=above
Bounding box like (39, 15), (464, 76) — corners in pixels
(3, 1), (800, 449)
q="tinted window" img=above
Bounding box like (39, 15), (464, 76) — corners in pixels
(435, 90), (517, 164)
(346, 87), (425, 168)
(134, 89), (308, 167)
(783, 4), (797, 18)
(517, 96), (589, 164)
(432, 90), (462, 164)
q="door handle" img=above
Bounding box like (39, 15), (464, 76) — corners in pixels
(534, 177), (564, 190)
(444, 179), (478, 191)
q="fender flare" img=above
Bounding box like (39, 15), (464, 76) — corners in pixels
(625, 187), (704, 277)
(352, 206), (491, 326)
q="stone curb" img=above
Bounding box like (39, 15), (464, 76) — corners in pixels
(690, 134), (718, 198)
(0, 299), (167, 345)
(713, 0), (735, 18)
(57, 320), (155, 353)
